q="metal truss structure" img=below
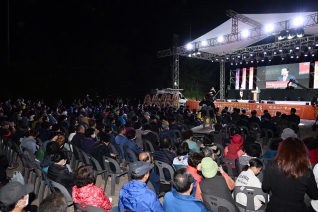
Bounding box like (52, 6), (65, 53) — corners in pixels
(220, 61), (225, 99)
(226, 10), (262, 34)
(172, 34), (180, 89)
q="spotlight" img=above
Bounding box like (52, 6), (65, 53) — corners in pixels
(242, 30), (249, 38)
(217, 36), (224, 42)
(201, 40), (207, 46)
(186, 43), (193, 50)
(304, 52), (308, 57)
(287, 29), (296, 39)
(296, 28), (304, 38)
(278, 30), (287, 40)
(188, 54), (191, 57)
(265, 24), (274, 33)
(293, 17), (304, 27)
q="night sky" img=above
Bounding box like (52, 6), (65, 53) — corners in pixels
(1, 0), (318, 105)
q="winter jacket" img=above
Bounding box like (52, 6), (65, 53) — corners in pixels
(81, 137), (95, 155)
(118, 180), (163, 212)
(47, 163), (74, 195)
(20, 137), (37, 155)
(72, 183), (111, 212)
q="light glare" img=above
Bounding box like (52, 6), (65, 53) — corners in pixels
(186, 43), (193, 50)
(201, 40), (207, 46)
(242, 30), (249, 38)
(265, 24), (274, 33)
(217, 36), (224, 42)
(293, 17), (304, 27)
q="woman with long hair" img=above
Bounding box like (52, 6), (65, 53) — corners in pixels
(262, 138), (318, 211)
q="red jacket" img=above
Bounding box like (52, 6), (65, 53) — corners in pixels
(72, 183), (111, 212)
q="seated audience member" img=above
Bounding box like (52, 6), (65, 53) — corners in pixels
(163, 168), (211, 212)
(277, 113), (288, 128)
(153, 136), (176, 181)
(186, 152), (204, 195)
(38, 192), (67, 212)
(91, 132), (117, 171)
(173, 142), (190, 169)
(238, 143), (262, 166)
(47, 151), (74, 195)
(260, 110), (270, 122)
(223, 127), (240, 147)
(139, 152), (160, 194)
(0, 155), (9, 186)
(19, 129), (39, 155)
(248, 110), (261, 125)
(40, 141), (60, 170)
(201, 134), (222, 158)
(72, 165), (112, 212)
(119, 161), (164, 212)
(36, 132), (60, 163)
(224, 134), (244, 161)
(149, 115), (161, 133)
(196, 157), (238, 212)
(71, 125), (85, 149)
(81, 128), (96, 155)
(242, 136), (261, 153)
(67, 126), (76, 143)
(0, 181), (34, 212)
(287, 108), (300, 128)
(159, 121), (174, 140)
(183, 129), (200, 153)
(142, 124), (159, 150)
(235, 158), (265, 210)
(124, 129), (142, 162)
(303, 136), (318, 165)
(210, 123), (226, 146)
(272, 111), (282, 123)
(169, 118), (182, 131)
(188, 115), (200, 127)
(261, 138), (282, 159)
(260, 113), (277, 137)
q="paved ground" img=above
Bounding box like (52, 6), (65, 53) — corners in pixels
(5, 119), (318, 211)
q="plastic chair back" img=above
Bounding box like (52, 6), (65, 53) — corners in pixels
(154, 160), (175, 184)
(202, 193), (237, 212)
(143, 139), (155, 153)
(50, 180), (73, 206)
(233, 186), (268, 212)
(74, 203), (104, 212)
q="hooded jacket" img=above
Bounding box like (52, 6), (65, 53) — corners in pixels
(47, 163), (74, 195)
(118, 180), (164, 212)
(20, 137), (37, 155)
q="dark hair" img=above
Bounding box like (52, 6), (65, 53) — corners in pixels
(176, 142), (190, 156)
(242, 158), (263, 171)
(131, 172), (147, 181)
(173, 168), (194, 193)
(74, 165), (96, 188)
(85, 128), (95, 137)
(76, 125), (85, 132)
(100, 132), (111, 143)
(214, 123), (222, 131)
(183, 130), (193, 140)
(160, 136), (172, 149)
(56, 135), (66, 148)
(89, 119), (96, 127)
(273, 138), (310, 179)
(187, 152), (204, 168)
(230, 127), (239, 136)
(38, 192), (68, 212)
(96, 123), (105, 132)
(0, 196), (24, 212)
(126, 129), (136, 140)
(25, 129), (38, 137)
(251, 110), (257, 116)
(53, 151), (66, 163)
(46, 142), (60, 155)
(246, 143), (262, 157)
(52, 124), (61, 132)
(117, 125), (126, 134)
(303, 136), (318, 150)
(143, 124), (151, 130)
(133, 122), (142, 130)
(69, 126), (76, 134)
(290, 108), (296, 114)
(269, 138), (282, 150)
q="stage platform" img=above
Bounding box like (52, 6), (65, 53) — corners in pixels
(186, 100), (318, 120)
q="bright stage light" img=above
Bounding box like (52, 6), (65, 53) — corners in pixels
(201, 40), (207, 46)
(242, 30), (249, 38)
(293, 17), (304, 27)
(296, 28), (304, 38)
(217, 36), (224, 42)
(287, 29), (296, 39)
(265, 24), (274, 33)
(186, 43), (193, 50)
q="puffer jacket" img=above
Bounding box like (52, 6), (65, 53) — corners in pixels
(224, 144), (244, 160)
(20, 137), (37, 155)
(118, 180), (164, 212)
(72, 183), (111, 212)
(47, 163), (74, 195)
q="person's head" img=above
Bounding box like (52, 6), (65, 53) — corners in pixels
(143, 124), (151, 131)
(303, 136), (318, 150)
(269, 138), (282, 150)
(176, 142), (190, 156)
(231, 134), (243, 148)
(230, 127), (239, 136)
(89, 119), (96, 128)
(76, 125), (85, 133)
(133, 122), (142, 130)
(290, 108), (296, 114)
(281, 67), (289, 76)
(281, 113), (288, 120)
(52, 151), (67, 165)
(251, 110), (257, 116)
(46, 141), (60, 155)
(201, 146), (214, 159)
(138, 152), (151, 163)
(56, 135), (66, 149)
(172, 168), (194, 195)
(100, 132), (111, 145)
(242, 158), (263, 175)
(0, 182), (33, 212)
(52, 124), (61, 132)
(85, 128), (95, 138)
(25, 129), (38, 138)
(187, 152), (204, 170)
(130, 161), (152, 182)
(275, 111), (281, 117)
(264, 113), (271, 121)
(126, 129), (136, 140)
(74, 165), (96, 188)
(183, 129), (194, 140)
(214, 123), (222, 131)
(201, 157), (218, 178)
(246, 143), (262, 158)
(38, 192), (67, 212)
(160, 136), (172, 149)
(281, 128), (297, 140)
(274, 138), (310, 179)
(1, 121), (10, 129)
(117, 125), (126, 135)
(96, 123), (105, 132)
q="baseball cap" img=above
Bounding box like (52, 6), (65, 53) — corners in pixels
(1, 121), (10, 126)
(131, 161), (152, 177)
(0, 182), (34, 206)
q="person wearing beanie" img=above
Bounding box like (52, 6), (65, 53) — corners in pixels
(196, 157), (239, 212)
(224, 134), (244, 161)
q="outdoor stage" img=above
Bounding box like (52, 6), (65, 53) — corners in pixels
(186, 100), (318, 120)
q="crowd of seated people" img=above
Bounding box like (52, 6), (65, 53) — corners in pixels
(1, 96), (318, 212)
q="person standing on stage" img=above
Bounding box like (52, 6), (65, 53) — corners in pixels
(277, 67), (298, 87)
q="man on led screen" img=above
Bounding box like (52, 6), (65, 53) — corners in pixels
(277, 67), (297, 87)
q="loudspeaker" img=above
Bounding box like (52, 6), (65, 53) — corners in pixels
(267, 100), (275, 104)
(248, 100), (256, 103)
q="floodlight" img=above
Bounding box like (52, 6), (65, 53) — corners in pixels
(186, 43), (193, 50)
(293, 17), (304, 27)
(188, 54), (191, 57)
(287, 29), (296, 39)
(296, 28), (304, 37)
(242, 30), (249, 38)
(278, 30), (287, 40)
(201, 40), (207, 46)
(217, 36), (224, 42)
(265, 24), (274, 33)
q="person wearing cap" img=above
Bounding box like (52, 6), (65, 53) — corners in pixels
(224, 134), (244, 161)
(118, 161), (164, 212)
(0, 181), (34, 212)
(279, 128), (311, 157)
(0, 121), (12, 138)
(195, 157), (239, 212)
(159, 120), (174, 140)
(163, 168), (211, 212)
(139, 152), (160, 193)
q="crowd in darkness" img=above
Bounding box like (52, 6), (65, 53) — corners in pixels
(0, 95), (318, 212)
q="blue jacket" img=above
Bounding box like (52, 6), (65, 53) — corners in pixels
(118, 180), (163, 212)
(115, 135), (128, 158)
(163, 189), (211, 212)
(123, 139), (142, 162)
